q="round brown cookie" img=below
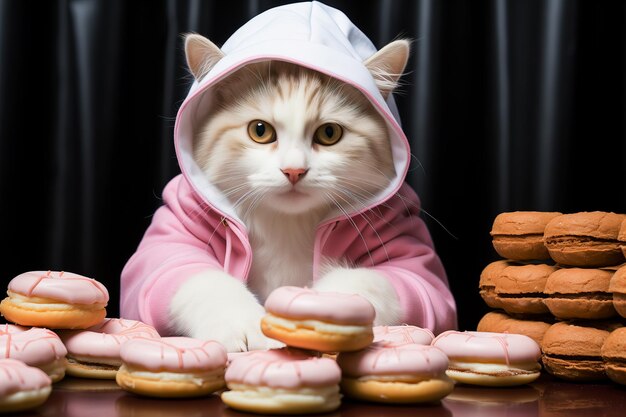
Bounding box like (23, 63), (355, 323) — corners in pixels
(494, 263), (556, 316)
(491, 212), (562, 260)
(617, 219), (626, 258)
(479, 260), (517, 309)
(544, 268), (616, 319)
(610, 265), (626, 318)
(476, 311), (553, 346)
(543, 212), (626, 267)
(609, 265), (626, 317)
(541, 321), (622, 381)
(601, 327), (626, 385)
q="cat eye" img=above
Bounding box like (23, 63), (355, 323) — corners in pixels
(314, 123), (343, 146)
(247, 120), (276, 144)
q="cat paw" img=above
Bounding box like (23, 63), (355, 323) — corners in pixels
(195, 304), (283, 352)
(170, 270), (284, 352)
(314, 267), (402, 325)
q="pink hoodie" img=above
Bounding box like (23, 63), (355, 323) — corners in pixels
(120, 1), (457, 335)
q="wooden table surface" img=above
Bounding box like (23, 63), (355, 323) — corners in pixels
(16, 373), (626, 417)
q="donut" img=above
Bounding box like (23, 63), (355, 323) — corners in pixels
(541, 321), (621, 381)
(337, 342), (453, 404)
(116, 336), (227, 398)
(0, 271), (108, 329)
(222, 348), (341, 414)
(479, 260), (516, 309)
(494, 263), (556, 316)
(609, 265), (626, 318)
(543, 212), (626, 267)
(261, 286), (375, 352)
(0, 358), (52, 413)
(431, 331), (542, 386)
(544, 268), (616, 319)
(0, 324), (67, 382)
(490, 211), (562, 260)
(476, 311), (553, 346)
(601, 327), (626, 385)
(57, 318), (160, 379)
(373, 325), (434, 345)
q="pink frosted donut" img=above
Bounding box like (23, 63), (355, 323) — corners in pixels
(222, 348), (341, 414)
(261, 286), (375, 352)
(116, 337), (227, 398)
(431, 331), (542, 386)
(57, 318), (160, 379)
(227, 351), (254, 367)
(337, 342), (454, 403)
(373, 325), (434, 345)
(0, 271), (109, 329)
(0, 324), (67, 383)
(0, 358), (52, 413)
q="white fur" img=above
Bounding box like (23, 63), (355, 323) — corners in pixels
(245, 206), (326, 301)
(170, 271), (284, 352)
(314, 267), (402, 325)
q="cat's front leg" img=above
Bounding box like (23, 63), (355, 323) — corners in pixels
(314, 267), (402, 325)
(170, 270), (283, 352)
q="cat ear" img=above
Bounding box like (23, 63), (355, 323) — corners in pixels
(364, 39), (410, 99)
(184, 34), (225, 81)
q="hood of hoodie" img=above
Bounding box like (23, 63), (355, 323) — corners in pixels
(174, 1), (411, 229)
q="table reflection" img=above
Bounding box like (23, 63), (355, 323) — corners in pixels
(443, 385), (540, 417)
(536, 377), (626, 417)
(14, 375), (626, 417)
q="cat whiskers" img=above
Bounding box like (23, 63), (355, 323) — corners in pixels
(325, 185), (391, 263)
(322, 191), (376, 267)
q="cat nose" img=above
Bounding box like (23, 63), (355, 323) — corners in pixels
(281, 168), (308, 185)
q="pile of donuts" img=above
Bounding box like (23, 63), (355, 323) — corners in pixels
(478, 211), (626, 384)
(0, 270), (544, 415)
(222, 286), (543, 414)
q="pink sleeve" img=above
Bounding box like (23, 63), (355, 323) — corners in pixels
(331, 183), (457, 334)
(120, 175), (226, 335)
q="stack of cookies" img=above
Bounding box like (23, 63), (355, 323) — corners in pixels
(477, 211), (626, 383)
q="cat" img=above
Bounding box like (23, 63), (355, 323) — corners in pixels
(121, 3), (456, 350)
(168, 34), (410, 352)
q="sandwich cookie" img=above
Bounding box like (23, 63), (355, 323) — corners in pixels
(476, 311), (553, 347)
(541, 321), (621, 381)
(0, 358), (52, 413)
(222, 348), (341, 414)
(0, 324), (67, 382)
(58, 318), (160, 379)
(0, 271), (108, 329)
(609, 265), (626, 318)
(432, 331), (542, 386)
(373, 325), (434, 345)
(543, 268), (616, 319)
(601, 327), (626, 385)
(544, 212), (626, 267)
(494, 263), (556, 316)
(337, 342), (453, 403)
(116, 337), (227, 398)
(262, 286), (375, 352)
(491, 211), (562, 260)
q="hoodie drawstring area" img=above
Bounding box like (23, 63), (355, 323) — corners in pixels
(223, 219), (232, 272)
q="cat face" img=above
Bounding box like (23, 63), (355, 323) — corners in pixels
(193, 62), (395, 217)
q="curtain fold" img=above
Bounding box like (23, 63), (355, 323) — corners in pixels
(0, 0), (624, 329)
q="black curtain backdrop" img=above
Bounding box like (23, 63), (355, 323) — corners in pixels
(0, 0), (625, 331)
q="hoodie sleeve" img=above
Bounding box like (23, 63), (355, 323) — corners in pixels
(327, 183), (457, 334)
(120, 175), (229, 335)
